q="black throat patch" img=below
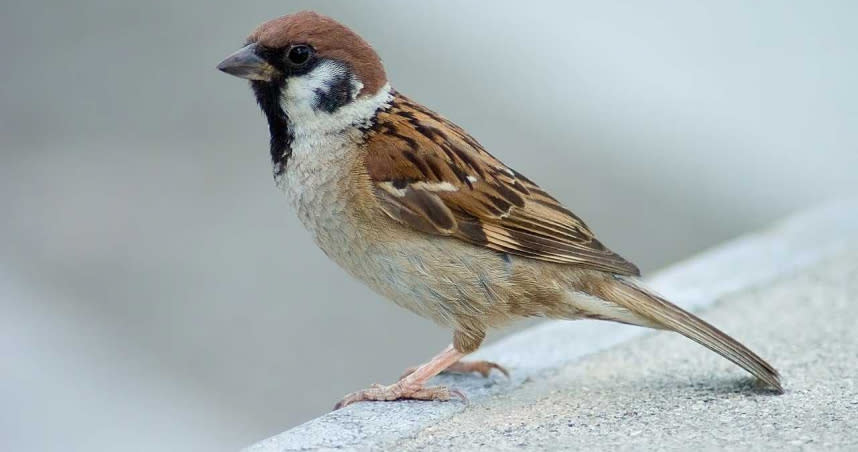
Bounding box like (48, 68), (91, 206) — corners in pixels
(251, 79), (292, 177)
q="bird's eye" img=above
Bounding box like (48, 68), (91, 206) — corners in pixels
(286, 45), (312, 66)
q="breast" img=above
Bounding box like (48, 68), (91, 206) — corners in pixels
(276, 130), (363, 253)
(274, 131), (567, 330)
(276, 133), (434, 313)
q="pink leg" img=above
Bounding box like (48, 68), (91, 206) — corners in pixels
(334, 344), (467, 410)
(400, 359), (509, 379)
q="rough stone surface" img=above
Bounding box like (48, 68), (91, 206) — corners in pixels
(398, 249), (858, 450)
(244, 200), (858, 451)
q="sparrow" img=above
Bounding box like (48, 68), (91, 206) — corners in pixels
(217, 11), (783, 409)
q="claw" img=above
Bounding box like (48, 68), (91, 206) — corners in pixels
(449, 388), (468, 404)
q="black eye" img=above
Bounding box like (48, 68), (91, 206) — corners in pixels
(286, 45), (312, 66)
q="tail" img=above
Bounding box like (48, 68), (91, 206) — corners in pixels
(592, 276), (783, 393)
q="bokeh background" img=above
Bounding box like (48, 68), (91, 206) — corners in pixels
(2, 1), (856, 451)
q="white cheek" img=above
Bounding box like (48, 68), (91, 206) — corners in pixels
(281, 60), (349, 114)
(282, 67), (394, 139)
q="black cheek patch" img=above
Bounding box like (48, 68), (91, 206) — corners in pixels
(314, 71), (353, 113)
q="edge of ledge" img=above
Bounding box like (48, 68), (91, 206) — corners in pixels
(244, 198), (858, 452)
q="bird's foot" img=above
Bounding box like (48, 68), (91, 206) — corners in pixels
(334, 382), (466, 410)
(400, 360), (509, 380)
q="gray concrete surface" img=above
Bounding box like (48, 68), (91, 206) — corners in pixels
(399, 249), (858, 450)
(245, 200), (858, 451)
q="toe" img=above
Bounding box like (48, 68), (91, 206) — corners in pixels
(484, 362), (510, 379)
(445, 360), (510, 378)
(409, 386), (448, 401)
(333, 385), (381, 410)
(333, 393), (355, 410)
(332, 383), (468, 410)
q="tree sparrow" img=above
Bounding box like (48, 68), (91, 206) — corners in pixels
(217, 11), (782, 409)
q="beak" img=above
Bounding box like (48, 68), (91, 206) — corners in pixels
(217, 44), (278, 81)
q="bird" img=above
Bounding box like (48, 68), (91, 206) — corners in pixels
(217, 11), (783, 409)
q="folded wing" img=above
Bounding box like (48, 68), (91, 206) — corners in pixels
(364, 93), (640, 276)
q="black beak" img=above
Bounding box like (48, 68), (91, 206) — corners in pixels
(217, 44), (278, 81)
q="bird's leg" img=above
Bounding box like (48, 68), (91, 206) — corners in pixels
(334, 344), (467, 410)
(399, 329), (507, 380)
(400, 359), (509, 380)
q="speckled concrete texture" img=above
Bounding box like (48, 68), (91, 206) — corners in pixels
(399, 249), (858, 450)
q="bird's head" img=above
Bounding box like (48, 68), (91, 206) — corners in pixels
(218, 11), (387, 115)
(217, 11), (390, 170)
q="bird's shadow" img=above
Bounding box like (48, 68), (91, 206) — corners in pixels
(696, 376), (785, 396)
(611, 374), (786, 398)
(433, 368), (785, 402)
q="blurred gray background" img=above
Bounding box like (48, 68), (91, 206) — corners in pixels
(2, 1), (856, 451)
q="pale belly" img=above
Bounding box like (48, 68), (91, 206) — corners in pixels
(275, 137), (538, 330)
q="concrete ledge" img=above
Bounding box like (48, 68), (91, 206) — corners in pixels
(245, 199), (858, 451)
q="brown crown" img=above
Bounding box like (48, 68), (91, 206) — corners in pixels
(248, 11), (387, 96)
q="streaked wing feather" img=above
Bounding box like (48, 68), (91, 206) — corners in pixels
(365, 92), (640, 276)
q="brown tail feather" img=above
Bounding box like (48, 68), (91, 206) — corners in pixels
(597, 276), (783, 393)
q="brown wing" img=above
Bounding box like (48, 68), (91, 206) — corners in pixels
(364, 92), (640, 276)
